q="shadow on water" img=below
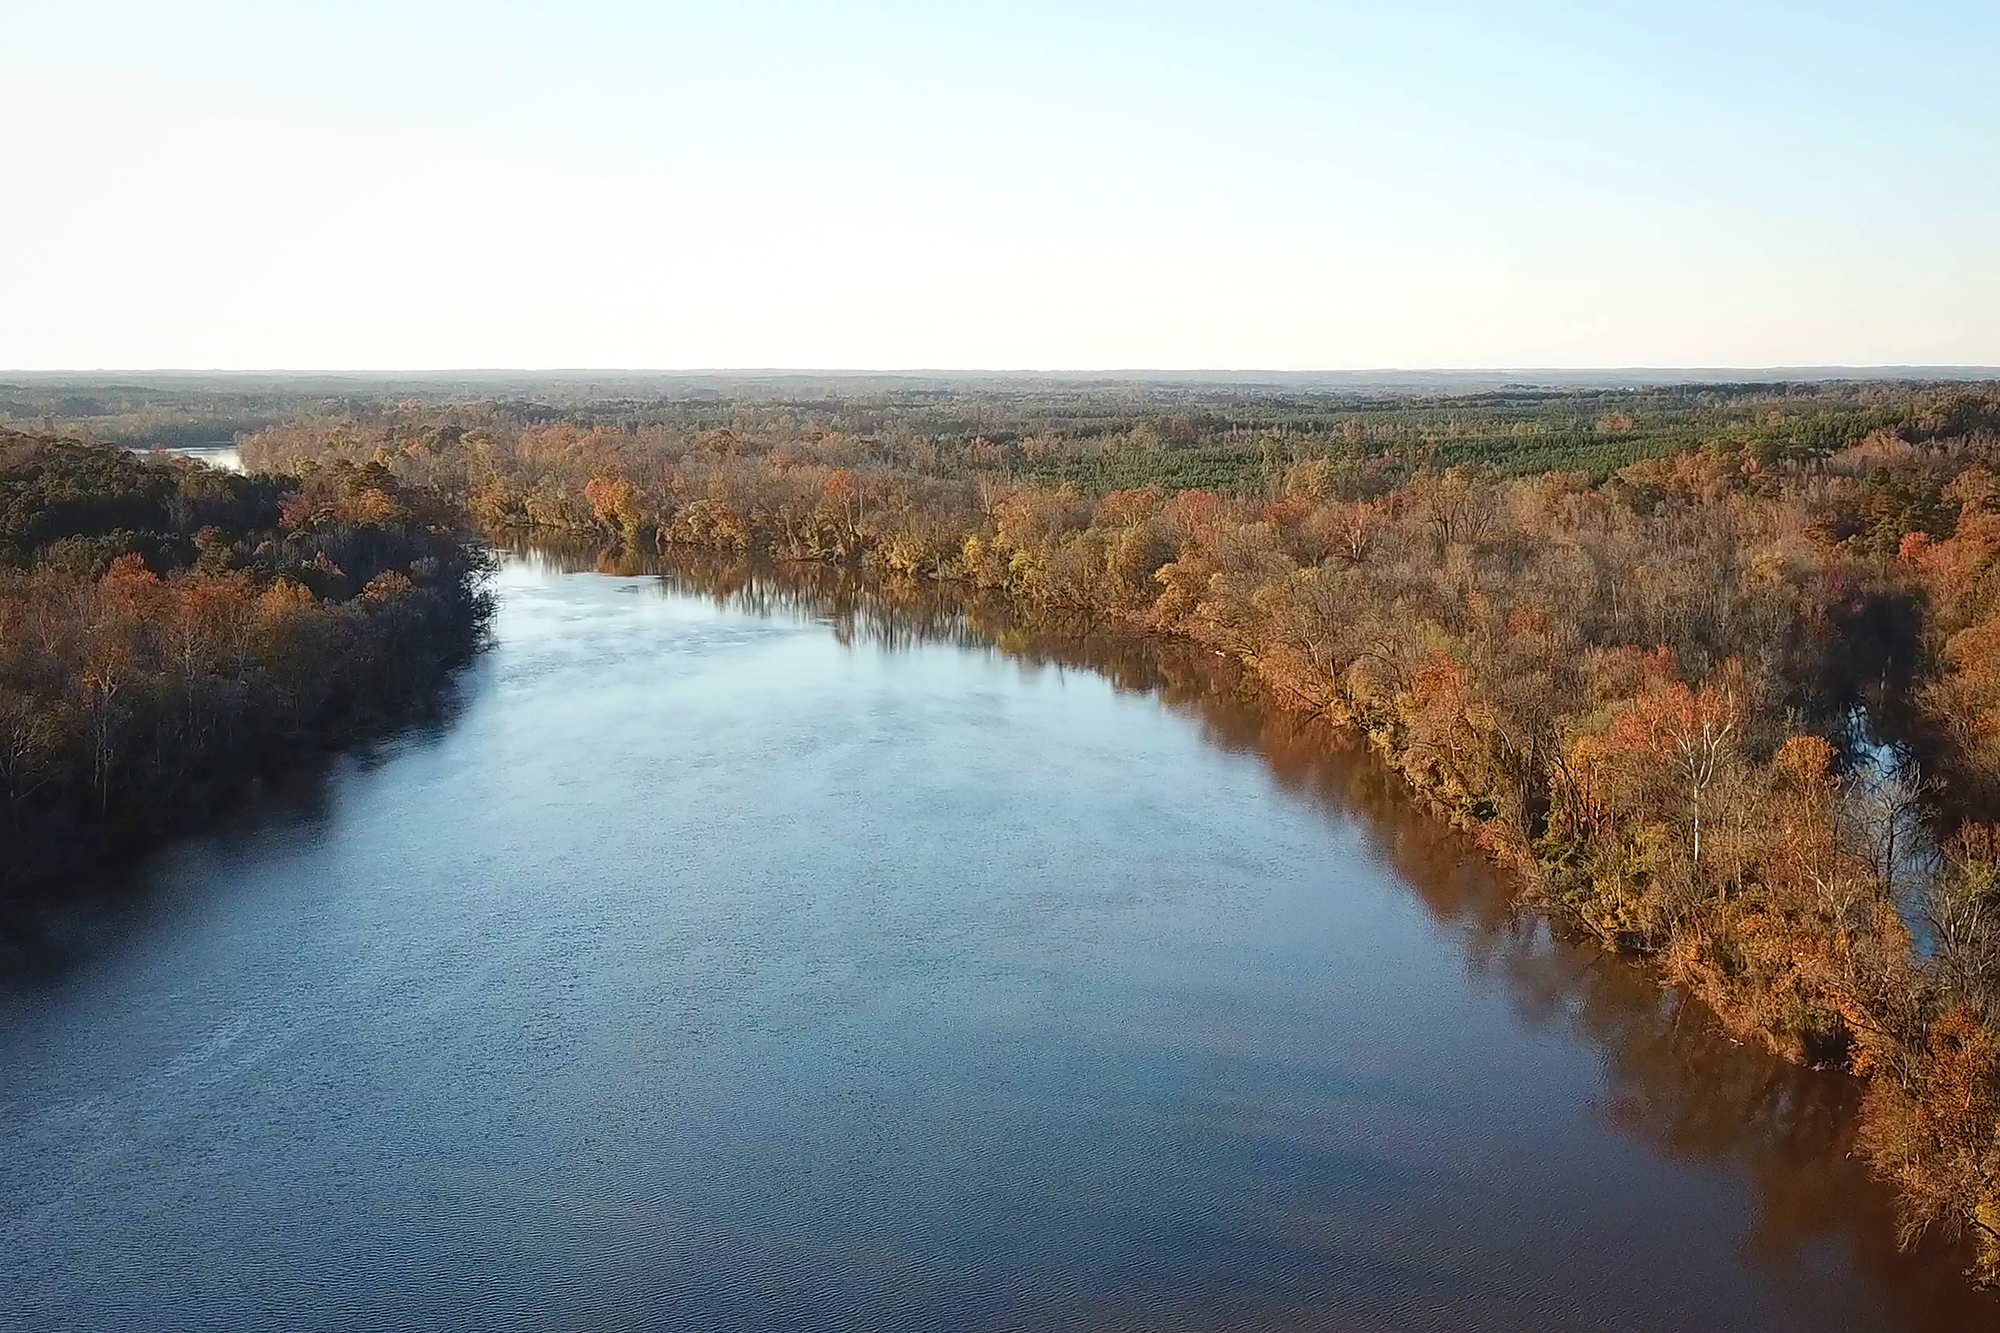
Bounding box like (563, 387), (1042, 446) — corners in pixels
(0, 658), (483, 988)
(14, 532), (1992, 1324)
(516, 537), (2000, 1324)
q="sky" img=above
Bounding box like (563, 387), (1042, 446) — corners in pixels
(3, 1), (1996, 371)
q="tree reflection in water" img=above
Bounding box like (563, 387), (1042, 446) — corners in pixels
(518, 539), (1999, 1324)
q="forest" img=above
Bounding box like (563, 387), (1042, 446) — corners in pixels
(20, 372), (1997, 485)
(0, 431), (490, 899)
(227, 376), (2000, 1280)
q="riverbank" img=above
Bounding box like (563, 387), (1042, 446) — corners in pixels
(241, 406), (2000, 1285)
(530, 525), (2000, 1286)
(7, 550), (1993, 1330)
(0, 436), (492, 902)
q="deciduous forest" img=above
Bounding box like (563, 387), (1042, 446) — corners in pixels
(15, 374), (2000, 1283)
(224, 376), (2000, 1278)
(0, 431), (489, 896)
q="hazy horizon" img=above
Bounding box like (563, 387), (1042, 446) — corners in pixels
(7, 3), (1996, 369)
(8, 365), (2000, 390)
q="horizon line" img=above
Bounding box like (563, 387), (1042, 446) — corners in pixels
(8, 365), (2000, 379)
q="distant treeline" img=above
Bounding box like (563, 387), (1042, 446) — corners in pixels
(240, 380), (2000, 1282)
(18, 376), (1999, 484)
(0, 432), (490, 896)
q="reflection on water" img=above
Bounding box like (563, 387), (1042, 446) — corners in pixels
(144, 443), (243, 472)
(591, 545), (1999, 1324)
(0, 671), (475, 986)
(1, 543), (1994, 1332)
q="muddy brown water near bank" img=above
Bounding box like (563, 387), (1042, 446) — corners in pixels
(1, 549), (1994, 1330)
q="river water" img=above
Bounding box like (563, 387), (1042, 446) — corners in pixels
(2, 554), (1993, 1331)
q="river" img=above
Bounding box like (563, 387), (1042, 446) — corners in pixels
(1, 553), (1994, 1331)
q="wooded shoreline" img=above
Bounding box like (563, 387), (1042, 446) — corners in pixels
(0, 434), (492, 902)
(13, 376), (2000, 1286)
(236, 383), (2000, 1281)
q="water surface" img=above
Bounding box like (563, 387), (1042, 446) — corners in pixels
(2, 556), (1993, 1331)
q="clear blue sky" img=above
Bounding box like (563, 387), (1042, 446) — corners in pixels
(4, 1), (1995, 369)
